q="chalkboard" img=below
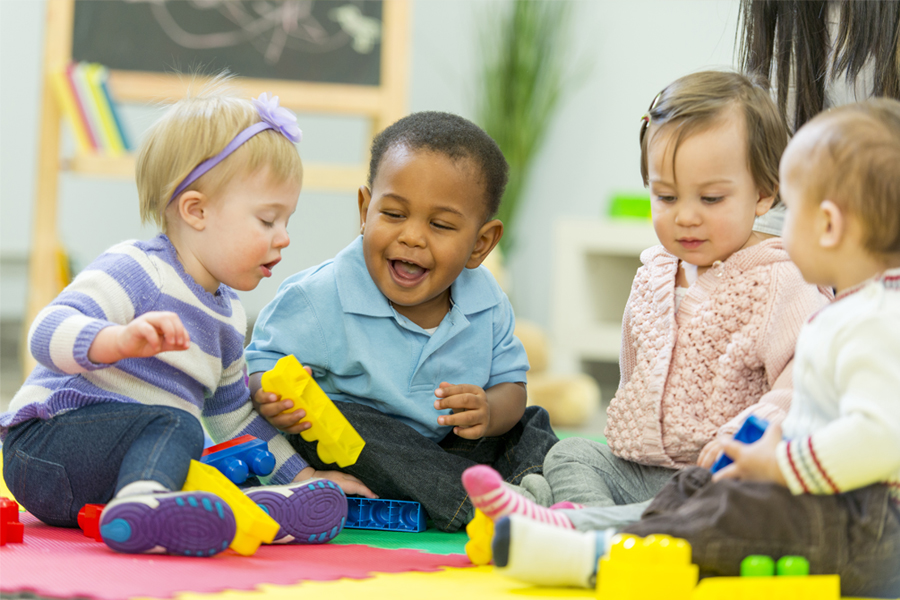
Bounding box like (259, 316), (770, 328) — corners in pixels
(72, 0), (383, 86)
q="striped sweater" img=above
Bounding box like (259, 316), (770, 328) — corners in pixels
(776, 268), (900, 503)
(0, 235), (307, 484)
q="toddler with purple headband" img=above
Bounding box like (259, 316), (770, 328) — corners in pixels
(0, 80), (365, 557)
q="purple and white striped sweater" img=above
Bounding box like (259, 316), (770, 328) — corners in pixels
(0, 235), (307, 484)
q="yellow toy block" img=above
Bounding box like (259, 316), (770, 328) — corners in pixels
(261, 355), (366, 467)
(464, 508), (494, 565)
(597, 534), (698, 600)
(692, 574), (840, 600)
(182, 459), (279, 556)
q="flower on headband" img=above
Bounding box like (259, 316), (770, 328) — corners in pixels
(252, 92), (302, 143)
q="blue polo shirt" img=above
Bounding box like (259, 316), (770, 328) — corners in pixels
(245, 236), (529, 442)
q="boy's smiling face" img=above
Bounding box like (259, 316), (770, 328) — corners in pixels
(358, 146), (501, 329)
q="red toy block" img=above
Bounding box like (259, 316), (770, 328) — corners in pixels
(1, 497), (24, 545)
(202, 434), (257, 455)
(77, 504), (105, 542)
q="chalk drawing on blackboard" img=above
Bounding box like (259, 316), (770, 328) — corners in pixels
(140, 0), (381, 63)
(73, 1), (384, 85)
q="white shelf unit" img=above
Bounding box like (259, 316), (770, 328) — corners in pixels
(550, 218), (659, 374)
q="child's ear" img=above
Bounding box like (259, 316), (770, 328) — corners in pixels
(755, 186), (778, 217)
(358, 186), (371, 234)
(466, 219), (504, 269)
(818, 199), (845, 249)
(178, 191), (208, 231)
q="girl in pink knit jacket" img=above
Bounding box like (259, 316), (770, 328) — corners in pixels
(461, 71), (832, 536)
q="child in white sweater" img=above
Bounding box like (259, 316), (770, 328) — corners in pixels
(481, 99), (900, 598)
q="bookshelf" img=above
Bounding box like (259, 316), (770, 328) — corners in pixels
(550, 218), (659, 374)
(25, 0), (409, 376)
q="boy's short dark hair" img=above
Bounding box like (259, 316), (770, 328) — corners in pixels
(367, 111), (509, 219)
(799, 99), (900, 255)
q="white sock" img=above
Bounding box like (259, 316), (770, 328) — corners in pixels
(493, 514), (615, 588)
(116, 480), (170, 499)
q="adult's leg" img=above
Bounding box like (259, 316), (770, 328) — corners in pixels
(3, 403), (204, 527)
(543, 437), (676, 506)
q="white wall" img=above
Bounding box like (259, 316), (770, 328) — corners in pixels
(0, 0), (740, 328)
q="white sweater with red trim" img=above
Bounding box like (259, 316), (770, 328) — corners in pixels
(776, 267), (900, 502)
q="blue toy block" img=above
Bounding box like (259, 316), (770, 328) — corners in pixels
(201, 435), (276, 484)
(711, 415), (769, 474)
(345, 497), (427, 532)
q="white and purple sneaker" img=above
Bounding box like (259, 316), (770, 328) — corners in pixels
(99, 491), (236, 557)
(245, 479), (347, 544)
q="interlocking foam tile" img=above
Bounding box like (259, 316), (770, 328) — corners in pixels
(0, 512), (472, 600)
(152, 566), (597, 600)
(333, 527), (468, 554)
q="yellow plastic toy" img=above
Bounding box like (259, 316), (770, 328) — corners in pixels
(464, 508), (494, 565)
(692, 555), (839, 600)
(596, 534), (698, 600)
(182, 459), (279, 556)
(692, 574), (839, 600)
(261, 354), (366, 467)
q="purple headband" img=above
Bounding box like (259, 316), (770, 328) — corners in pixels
(168, 92), (302, 204)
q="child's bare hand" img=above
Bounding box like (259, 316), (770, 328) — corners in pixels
(252, 365), (316, 434)
(292, 466), (378, 498)
(434, 382), (490, 440)
(89, 311), (190, 363)
(712, 423), (787, 486)
(251, 387), (311, 434)
(698, 437), (727, 469)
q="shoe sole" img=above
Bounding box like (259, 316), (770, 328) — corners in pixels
(246, 479), (347, 544)
(100, 492), (236, 556)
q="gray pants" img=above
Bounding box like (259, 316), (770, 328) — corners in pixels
(517, 437), (677, 531)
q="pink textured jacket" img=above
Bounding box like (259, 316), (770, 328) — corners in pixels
(605, 239), (832, 469)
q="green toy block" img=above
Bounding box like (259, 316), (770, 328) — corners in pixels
(608, 193), (651, 219)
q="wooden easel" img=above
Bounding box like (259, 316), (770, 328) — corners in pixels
(24, 0), (409, 376)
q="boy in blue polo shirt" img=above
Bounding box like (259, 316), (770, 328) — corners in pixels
(246, 111), (558, 532)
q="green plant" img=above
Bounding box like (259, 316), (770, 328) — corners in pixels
(476, 0), (578, 254)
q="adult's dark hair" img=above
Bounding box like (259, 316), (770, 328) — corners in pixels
(367, 111), (509, 220)
(737, 0), (900, 132)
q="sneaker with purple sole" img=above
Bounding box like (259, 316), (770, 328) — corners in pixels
(245, 478), (348, 544)
(99, 491), (236, 557)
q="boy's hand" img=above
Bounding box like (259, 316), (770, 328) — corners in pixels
(251, 388), (310, 434)
(712, 423), (788, 486)
(434, 382), (490, 440)
(698, 437), (727, 469)
(251, 365), (314, 435)
(292, 466), (378, 498)
(89, 311), (190, 364)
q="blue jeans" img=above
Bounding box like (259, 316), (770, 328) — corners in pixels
(3, 402), (204, 527)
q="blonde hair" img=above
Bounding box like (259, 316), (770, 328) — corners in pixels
(137, 77), (303, 231)
(796, 99), (900, 255)
(639, 70), (788, 205)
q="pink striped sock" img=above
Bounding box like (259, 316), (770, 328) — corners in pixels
(462, 465), (574, 529)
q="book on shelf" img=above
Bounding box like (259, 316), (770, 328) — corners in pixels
(52, 61), (130, 157)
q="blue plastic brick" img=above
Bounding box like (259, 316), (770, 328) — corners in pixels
(711, 415), (769, 474)
(345, 497), (427, 532)
(201, 436), (276, 485)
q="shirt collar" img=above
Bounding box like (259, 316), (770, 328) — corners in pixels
(334, 236), (503, 317)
